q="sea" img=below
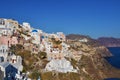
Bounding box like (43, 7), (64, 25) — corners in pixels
(104, 47), (120, 80)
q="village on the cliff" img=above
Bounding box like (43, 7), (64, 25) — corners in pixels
(0, 18), (88, 80)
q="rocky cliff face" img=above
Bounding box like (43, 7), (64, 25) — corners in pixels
(66, 34), (91, 41)
(63, 34), (120, 80)
(67, 35), (120, 47)
(97, 37), (120, 47)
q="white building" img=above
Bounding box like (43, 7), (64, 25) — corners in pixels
(1, 28), (12, 36)
(23, 22), (31, 31)
(49, 33), (58, 39)
(0, 18), (18, 36)
(0, 52), (23, 79)
(56, 32), (66, 41)
(0, 45), (8, 61)
(0, 61), (23, 79)
(45, 58), (77, 73)
(31, 29), (41, 44)
(0, 19), (11, 36)
(21, 34), (31, 40)
(44, 42), (53, 53)
(61, 43), (70, 56)
(6, 19), (18, 34)
(79, 38), (88, 42)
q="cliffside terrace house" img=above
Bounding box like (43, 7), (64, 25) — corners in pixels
(6, 19), (19, 34)
(0, 18), (19, 36)
(56, 32), (66, 41)
(17, 36), (26, 45)
(31, 29), (41, 44)
(61, 43), (70, 57)
(0, 36), (18, 47)
(47, 47), (64, 61)
(39, 43), (45, 52)
(40, 32), (49, 43)
(31, 44), (40, 54)
(9, 54), (23, 71)
(0, 44), (8, 61)
(19, 36), (37, 53)
(0, 18), (11, 36)
(21, 35), (41, 54)
(0, 61), (23, 80)
(22, 22), (31, 32)
(0, 62), (18, 79)
(79, 38), (88, 42)
(61, 43), (69, 51)
(44, 41), (53, 53)
(49, 33), (59, 41)
(21, 34), (31, 41)
(47, 32), (66, 42)
(0, 36), (18, 61)
(0, 52), (23, 79)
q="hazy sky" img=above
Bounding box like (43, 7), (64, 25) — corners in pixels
(0, 0), (120, 38)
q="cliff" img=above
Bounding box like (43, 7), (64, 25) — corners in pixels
(39, 38), (120, 80)
(97, 37), (120, 47)
(10, 33), (120, 80)
(67, 34), (120, 47)
(66, 34), (91, 41)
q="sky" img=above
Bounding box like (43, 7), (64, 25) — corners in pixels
(0, 0), (120, 38)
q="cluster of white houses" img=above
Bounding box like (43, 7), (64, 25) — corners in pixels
(0, 18), (78, 79)
(0, 18), (24, 80)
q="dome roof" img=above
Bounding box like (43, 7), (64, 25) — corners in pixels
(32, 29), (38, 32)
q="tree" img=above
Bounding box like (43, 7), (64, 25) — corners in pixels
(38, 52), (47, 59)
(9, 44), (24, 55)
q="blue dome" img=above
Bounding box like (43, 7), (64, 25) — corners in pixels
(32, 30), (38, 32)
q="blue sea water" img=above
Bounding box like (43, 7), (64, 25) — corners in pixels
(105, 78), (120, 80)
(104, 47), (120, 80)
(106, 47), (120, 68)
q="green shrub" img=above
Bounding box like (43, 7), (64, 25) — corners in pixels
(29, 71), (40, 79)
(38, 52), (47, 59)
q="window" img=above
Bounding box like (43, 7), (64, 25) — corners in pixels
(0, 19), (5, 25)
(3, 49), (4, 53)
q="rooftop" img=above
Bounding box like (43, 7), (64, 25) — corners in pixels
(32, 29), (38, 32)
(0, 62), (9, 68)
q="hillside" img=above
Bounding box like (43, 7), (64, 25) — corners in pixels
(67, 34), (120, 47)
(13, 37), (120, 80)
(17, 34), (120, 80)
(66, 34), (91, 40)
(97, 37), (120, 47)
(65, 34), (120, 79)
